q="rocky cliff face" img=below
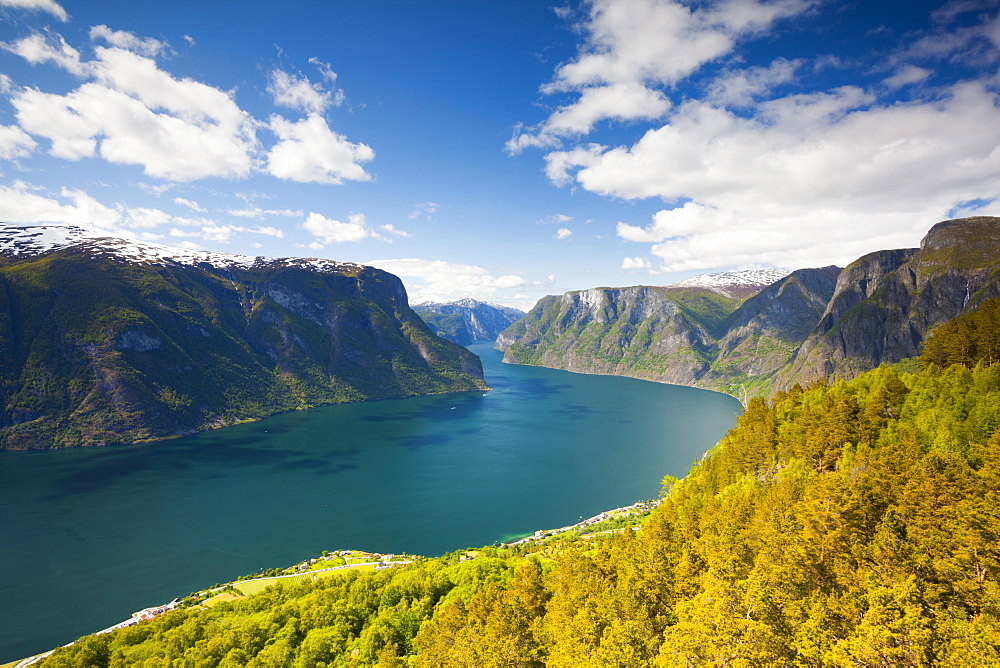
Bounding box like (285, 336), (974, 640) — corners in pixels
(497, 284), (745, 387)
(778, 216), (1000, 387)
(498, 217), (1000, 399)
(0, 224), (487, 449)
(412, 298), (525, 344)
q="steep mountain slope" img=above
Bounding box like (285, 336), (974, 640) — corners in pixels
(778, 216), (1000, 388)
(411, 298), (525, 344)
(497, 268), (837, 394)
(499, 217), (1000, 399)
(0, 224), (487, 450)
(497, 286), (724, 386)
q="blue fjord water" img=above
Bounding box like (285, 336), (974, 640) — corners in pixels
(0, 342), (741, 661)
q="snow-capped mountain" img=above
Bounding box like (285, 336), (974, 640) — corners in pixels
(666, 268), (791, 299)
(0, 222), (486, 450)
(0, 223), (361, 274)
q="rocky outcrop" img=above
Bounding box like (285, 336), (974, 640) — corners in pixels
(0, 225), (487, 449)
(778, 216), (1000, 387)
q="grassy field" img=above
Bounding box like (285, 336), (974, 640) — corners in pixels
(233, 562), (380, 596)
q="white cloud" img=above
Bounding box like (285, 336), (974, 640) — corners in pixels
(228, 206), (303, 219)
(508, 0), (813, 152)
(268, 114), (374, 184)
(555, 227), (572, 239)
(0, 182), (288, 248)
(0, 182), (122, 231)
(0, 0), (68, 22)
(524, 1), (1000, 272)
(0, 124), (37, 159)
(3, 30), (373, 185)
(8, 43), (257, 180)
(379, 224), (411, 239)
(197, 224), (282, 244)
(267, 69), (336, 115)
(365, 258), (527, 302)
(567, 78), (1000, 270)
(302, 212), (373, 244)
(2, 32), (85, 75)
(173, 197), (205, 212)
(89, 25), (167, 57)
(621, 256), (652, 270)
(883, 65), (931, 88)
(539, 212), (572, 224)
(706, 58), (801, 107)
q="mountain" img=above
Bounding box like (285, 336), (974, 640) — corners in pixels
(498, 216), (1000, 399)
(497, 268), (838, 396)
(0, 224), (487, 450)
(776, 216), (1000, 387)
(665, 268), (791, 299)
(411, 298), (525, 344)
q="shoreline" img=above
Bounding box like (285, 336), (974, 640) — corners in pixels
(6, 498), (659, 666)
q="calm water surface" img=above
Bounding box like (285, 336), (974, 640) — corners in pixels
(0, 342), (741, 660)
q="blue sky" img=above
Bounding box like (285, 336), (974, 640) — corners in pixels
(1, 0), (998, 309)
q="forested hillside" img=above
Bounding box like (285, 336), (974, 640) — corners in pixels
(0, 225), (487, 449)
(37, 301), (1000, 665)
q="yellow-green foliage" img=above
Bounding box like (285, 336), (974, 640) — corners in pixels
(921, 297), (1000, 370)
(39, 354), (1000, 666)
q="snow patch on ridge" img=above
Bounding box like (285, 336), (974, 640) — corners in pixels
(0, 223), (363, 274)
(667, 268), (790, 298)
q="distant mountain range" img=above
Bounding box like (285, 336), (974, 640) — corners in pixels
(412, 298), (525, 344)
(498, 216), (1000, 400)
(0, 224), (487, 450)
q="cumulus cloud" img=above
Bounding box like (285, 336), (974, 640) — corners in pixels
(89, 25), (166, 57)
(2, 28), (374, 185)
(300, 212), (403, 245)
(621, 256), (652, 270)
(0, 0), (68, 22)
(365, 258), (527, 302)
(597, 79), (1000, 269)
(0, 124), (36, 159)
(268, 69), (338, 115)
(7, 42), (257, 179)
(379, 224), (411, 239)
(2, 32), (85, 74)
(268, 114), (374, 184)
(0, 182), (122, 231)
(555, 227), (572, 239)
(522, 0), (1000, 272)
(507, 0), (813, 153)
(302, 212), (370, 244)
(883, 64), (931, 88)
